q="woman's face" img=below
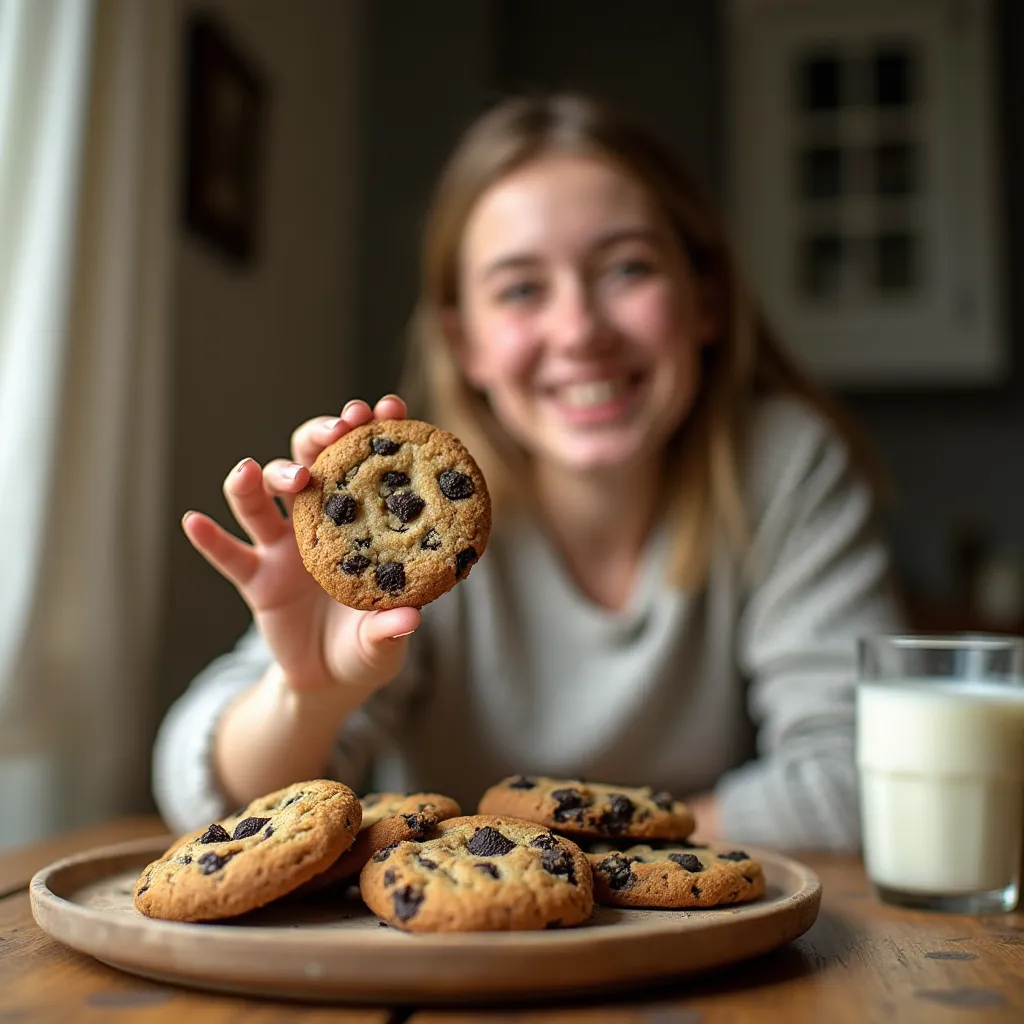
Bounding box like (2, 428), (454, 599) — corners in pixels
(455, 154), (718, 475)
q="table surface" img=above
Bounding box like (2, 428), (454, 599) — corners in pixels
(2, 817), (1022, 1023)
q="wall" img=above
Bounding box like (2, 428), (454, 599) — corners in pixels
(156, 0), (363, 729)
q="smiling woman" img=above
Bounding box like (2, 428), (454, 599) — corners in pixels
(154, 94), (903, 853)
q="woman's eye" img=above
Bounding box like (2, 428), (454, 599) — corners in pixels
(496, 281), (542, 304)
(610, 258), (654, 279)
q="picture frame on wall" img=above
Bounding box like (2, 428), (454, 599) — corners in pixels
(728, 0), (1004, 387)
(182, 13), (267, 265)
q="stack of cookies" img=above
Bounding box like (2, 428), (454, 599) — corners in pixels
(134, 774), (764, 933)
(478, 775), (765, 912)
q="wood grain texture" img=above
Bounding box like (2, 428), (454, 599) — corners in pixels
(408, 855), (1024, 1024)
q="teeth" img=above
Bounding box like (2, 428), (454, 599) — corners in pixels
(560, 379), (627, 408)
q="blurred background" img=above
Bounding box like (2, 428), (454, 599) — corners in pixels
(1, 0), (1021, 848)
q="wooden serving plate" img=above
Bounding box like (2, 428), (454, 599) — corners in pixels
(31, 836), (821, 1004)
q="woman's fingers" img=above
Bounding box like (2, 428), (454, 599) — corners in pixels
(181, 510), (260, 587)
(360, 606), (422, 646)
(373, 394), (407, 421)
(223, 458), (291, 546)
(262, 458), (309, 517)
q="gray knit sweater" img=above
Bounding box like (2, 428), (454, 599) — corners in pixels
(153, 396), (902, 849)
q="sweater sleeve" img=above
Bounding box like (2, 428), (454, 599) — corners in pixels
(151, 623), (426, 833)
(714, 399), (904, 851)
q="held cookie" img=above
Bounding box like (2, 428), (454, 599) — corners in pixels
(587, 843), (765, 909)
(292, 419), (491, 610)
(478, 775), (695, 840)
(299, 792), (462, 893)
(359, 815), (594, 932)
(134, 780), (361, 921)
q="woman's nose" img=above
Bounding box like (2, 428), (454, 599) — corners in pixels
(546, 281), (614, 355)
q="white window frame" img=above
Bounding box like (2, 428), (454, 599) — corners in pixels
(727, 0), (1005, 386)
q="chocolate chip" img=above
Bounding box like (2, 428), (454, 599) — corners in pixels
(383, 869), (397, 887)
(598, 854), (636, 891)
(530, 833), (558, 850)
(475, 863), (500, 879)
(541, 848), (577, 885)
(421, 529), (442, 551)
(466, 826), (516, 857)
(381, 471), (410, 492)
(598, 795), (635, 835)
(136, 883), (150, 895)
(402, 813), (432, 837)
(371, 438), (400, 456)
(181, 855), (192, 865)
(691, 884), (702, 897)
(325, 493), (358, 525)
(373, 843), (398, 863)
(454, 546), (478, 578)
(341, 554), (371, 575)
(197, 851), (233, 874)
(719, 851), (749, 862)
(416, 856), (438, 870)
(438, 470), (474, 500)
(669, 853), (704, 872)
(386, 492), (425, 523)
(508, 775), (536, 789)
(375, 562), (405, 593)
(741, 874), (755, 884)
(392, 885), (424, 921)
(232, 817), (271, 840)
(551, 788), (588, 823)
(262, 827), (274, 841)
(652, 791), (675, 812)
(199, 823), (231, 844)
(354, 537), (372, 549)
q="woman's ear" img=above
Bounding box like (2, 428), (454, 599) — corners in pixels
(443, 306), (489, 388)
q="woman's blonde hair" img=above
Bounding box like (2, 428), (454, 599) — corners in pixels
(402, 93), (879, 591)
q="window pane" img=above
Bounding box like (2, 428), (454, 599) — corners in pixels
(801, 234), (847, 297)
(875, 232), (916, 289)
(800, 146), (843, 198)
(800, 54), (842, 110)
(875, 143), (918, 196)
(874, 47), (915, 107)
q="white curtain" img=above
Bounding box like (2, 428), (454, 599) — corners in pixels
(0, 0), (177, 848)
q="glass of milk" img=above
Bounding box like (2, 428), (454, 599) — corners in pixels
(857, 634), (1024, 914)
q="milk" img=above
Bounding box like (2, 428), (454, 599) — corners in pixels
(857, 680), (1024, 895)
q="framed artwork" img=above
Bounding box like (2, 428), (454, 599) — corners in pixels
(182, 13), (267, 264)
(728, 0), (1004, 386)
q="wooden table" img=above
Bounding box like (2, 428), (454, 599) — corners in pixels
(2, 818), (1022, 1023)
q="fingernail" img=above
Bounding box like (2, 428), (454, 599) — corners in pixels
(380, 393), (401, 402)
(283, 463), (304, 481)
(341, 400), (360, 415)
(322, 417), (341, 431)
(235, 457), (253, 474)
(388, 630), (416, 641)
(181, 510), (196, 527)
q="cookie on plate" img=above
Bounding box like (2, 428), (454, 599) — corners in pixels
(298, 791), (462, 893)
(134, 780), (361, 922)
(477, 775), (695, 840)
(586, 842), (765, 908)
(359, 815), (594, 932)
(292, 419), (491, 610)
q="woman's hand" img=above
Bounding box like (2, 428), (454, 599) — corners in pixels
(182, 395), (421, 695)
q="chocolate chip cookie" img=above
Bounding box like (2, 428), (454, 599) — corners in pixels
(359, 815), (594, 932)
(134, 780), (361, 921)
(477, 775), (695, 840)
(298, 791), (462, 893)
(586, 843), (765, 908)
(292, 419), (491, 609)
